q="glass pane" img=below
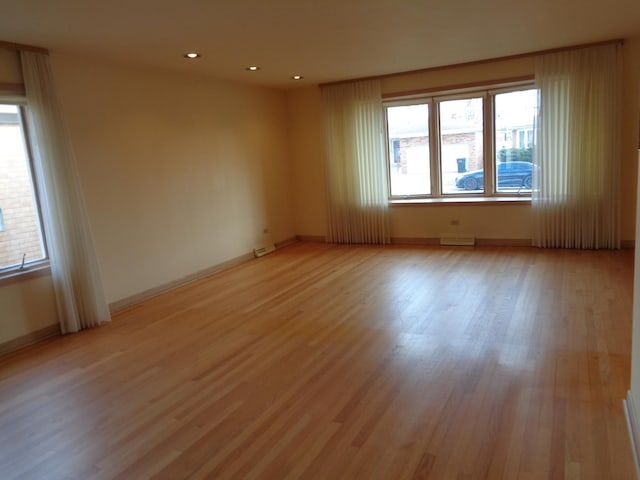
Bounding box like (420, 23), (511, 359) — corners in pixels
(440, 97), (484, 194)
(386, 104), (430, 196)
(0, 104), (46, 270)
(494, 89), (538, 193)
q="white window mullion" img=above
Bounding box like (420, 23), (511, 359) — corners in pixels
(484, 93), (494, 195)
(432, 98), (442, 197)
(384, 81), (537, 201)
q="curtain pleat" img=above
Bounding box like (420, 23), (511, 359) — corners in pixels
(322, 80), (390, 244)
(533, 43), (621, 249)
(21, 51), (111, 333)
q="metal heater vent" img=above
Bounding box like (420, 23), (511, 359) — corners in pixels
(439, 236), (475, 246)
(254, 244), (276, 257)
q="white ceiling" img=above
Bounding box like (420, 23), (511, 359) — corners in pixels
(2, 0), (640, 89)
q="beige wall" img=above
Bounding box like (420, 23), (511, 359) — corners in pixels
(49, 53), (295, 304)
(621, 37), (640, 242)
(287, 87), (326, 237)
(379, 57), (534, 94)
(632, 152), (640, 429)
(287, 40), (640, 243)
(0, 275), (57, 343)
(1, 50), (296, 346)
(0, 48), (22, 84)
(626, 37), (640, 423)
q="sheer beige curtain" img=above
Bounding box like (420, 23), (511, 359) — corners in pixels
(21, 51), (111, 333)
(533, 43), (621, 249)
(321, 79), (390, 244)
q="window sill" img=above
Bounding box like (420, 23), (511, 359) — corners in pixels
(0, 262), (51, 287)
(389, 196), (531, 206)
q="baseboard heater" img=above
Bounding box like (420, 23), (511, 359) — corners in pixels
(254, 243), (276, 257)
(440, 236), (475, 246)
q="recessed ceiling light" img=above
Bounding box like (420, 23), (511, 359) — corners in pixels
(184, 52), (201, 59)
(291, 75), (304, 80)
(246, 66), (261, 71)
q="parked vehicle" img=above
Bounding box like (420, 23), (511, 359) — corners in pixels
(455, 161), (535, 190)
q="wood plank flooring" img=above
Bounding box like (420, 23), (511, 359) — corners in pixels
(0, 242), (636, 479)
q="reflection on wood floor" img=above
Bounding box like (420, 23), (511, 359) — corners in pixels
(0, 242), (636, 479)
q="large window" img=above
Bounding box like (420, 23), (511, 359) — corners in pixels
(0, 104), (47, 271)
(385, 83), (539, 199)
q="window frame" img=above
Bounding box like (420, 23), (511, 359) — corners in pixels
(435, 91), (487, 197)
(384, 98), (434, 197)
(384, 80), (538, 202)
(0, 103), (49, 278)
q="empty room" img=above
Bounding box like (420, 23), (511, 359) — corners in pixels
(2, 1), (640, 479)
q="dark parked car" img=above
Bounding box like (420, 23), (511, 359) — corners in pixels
(455, 161), (535, 190)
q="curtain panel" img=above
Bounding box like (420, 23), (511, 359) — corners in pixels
(533, 43), (621, 249)
(21, 51), (111, 333)
(321, 79), (390, 244)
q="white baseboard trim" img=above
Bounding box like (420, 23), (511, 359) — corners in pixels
(623, 391), (640, 479)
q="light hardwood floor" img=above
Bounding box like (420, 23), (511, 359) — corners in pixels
(0, 243), (637, 479)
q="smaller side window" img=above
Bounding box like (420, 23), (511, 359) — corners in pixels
(0, 104), (47, 272)
(385, 103), (431, 197)
(494, 88), (538, 194)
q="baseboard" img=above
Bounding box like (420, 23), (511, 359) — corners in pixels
(390, 237), (440, 245)
(109, 238), (300, 314)
(109, 251), (255, 314)
(391, 237), (532, 247)
(107, 234), (633, 313)
(296, 235), (326, 243)
(623, 391), (640, 479)
(0, 324), (60, 358)
(475, 238), (533, 247)
(622, 240), (635, 250)
(293, 236), (631, 249)
(274, 236), (298, 249)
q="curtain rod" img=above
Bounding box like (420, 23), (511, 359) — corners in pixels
(0, 40), (49, 55)
(320, 38), (624, 87)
